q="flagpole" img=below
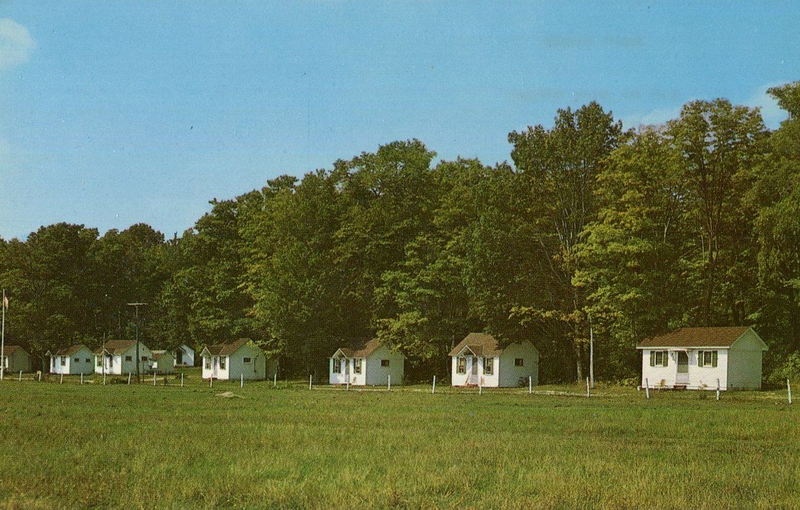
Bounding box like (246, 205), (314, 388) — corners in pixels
(1, 289), (6, 381)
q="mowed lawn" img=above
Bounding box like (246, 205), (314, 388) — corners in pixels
(0, 374), (799, 509)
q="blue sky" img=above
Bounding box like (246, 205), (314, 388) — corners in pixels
(1, 1), (798, 240)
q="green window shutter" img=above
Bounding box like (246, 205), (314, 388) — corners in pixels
(712, 351), (718, 368)
(650, 351), (655, 367)
(697, 351), (703, 367)
(663, 351), (668, 367)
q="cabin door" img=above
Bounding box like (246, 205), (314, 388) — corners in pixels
(676, 352), (689, 384)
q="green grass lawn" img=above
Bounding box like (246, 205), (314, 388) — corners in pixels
(0, 373), (798, 509)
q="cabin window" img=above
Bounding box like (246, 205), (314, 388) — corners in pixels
(483, 357), (494, 375)
(332, 358), (341, 373)
(456, 357), (466, 374)
(141, 356), (148, 362)
(354, 358), (362, 374)
(220, 357), (227, 369)
(60, 356), (66, 366)
(697, 350), (718, 368)
(650, 351), (668, 367)
(125, 356), (132, 362)
(243, 357), (252, 364)
(74, 357), (79, 363)
(204, 358), (211, 369)
(381, 359), (390, 367)
(514, 358), (524, 367)
(96, 357), (101, 367)
(85, 358), (90, 363)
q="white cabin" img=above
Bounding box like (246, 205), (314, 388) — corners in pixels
(173, 344), (195, 366)
(150, 350), (175, 374)
(48, 345), (94, 375)
(329, 339), (405, 386)
(449, 333), (539, 388)
(200, 338), (277, 381)
(1, 345), (32, 373)
(93, 340), (153, 376)
(637, 327), (768, 391)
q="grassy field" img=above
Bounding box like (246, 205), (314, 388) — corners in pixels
(0, 372), (798, 509)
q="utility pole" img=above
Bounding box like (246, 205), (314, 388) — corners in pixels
(127, 303), (146, 382)
(589, 315), (595, 389)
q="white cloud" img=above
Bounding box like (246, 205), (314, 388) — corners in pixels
(0, 18), (35, 70)
(746, 82), (788, 130)
(621, 82), (792, 131)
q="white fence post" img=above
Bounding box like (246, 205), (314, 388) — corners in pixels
(716, 379), (720, 401)
(387, 374), (391, 391)
(528, 376), (532, 394)
(181, 372), (184, 387)
(209, 376), (213, 388)
(153, 373), (156, 386)
(240, 373), (244, 388)
(38, 372), (42, 382)
(309, 374), (312, 390)
(273, 372), (277, 388)
(432, 375), (436, 394)
(788, 379), (793, 405)
(80, 373), (84, 385)
(645, 378), (650, 399)
(18, 370), (22, 381)
(60, 374), (63, 384)
(586, 377), (590, 397)
(478, 379), (482, 395)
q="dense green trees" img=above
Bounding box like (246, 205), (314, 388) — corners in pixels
(2, 83), (799, 382)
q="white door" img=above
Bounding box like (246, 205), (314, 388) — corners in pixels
(676, 352), (689, 384)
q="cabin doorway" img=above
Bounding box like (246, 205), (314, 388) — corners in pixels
(677, 351), (689, 384)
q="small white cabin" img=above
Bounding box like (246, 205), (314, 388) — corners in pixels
(150, 350), (175, 374)
(48, 345), (94, 375)
(329, 339), (405, 386)
(637, 327), (768, 391)
(173, 344), (195, 366)
(449, 333), (539, 387)
(2, 345), (32, 373)
(200, 338), (277, 381)
(94, 340), (153, 376)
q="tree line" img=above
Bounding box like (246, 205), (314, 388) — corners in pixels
(2, 82), (799, 383)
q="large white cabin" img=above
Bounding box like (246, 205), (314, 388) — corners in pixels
(200, 339), (277, 381)
(48, 344), (94, 375)
(637, 327), (767, 391)
(449, 333), (539, 388)
(94, 340), (152, 376)
(329, 339), (405, 386)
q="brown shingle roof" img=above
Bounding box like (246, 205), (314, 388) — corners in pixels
(202, 338), (253, 356)
(449, 333), (506, 357)
(2, 345), (26, 356)
(334, 338), (384, 358)
(55, 344), (88, 356)
(94, 340), (138, 355)
(637, 327), (751, 348)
